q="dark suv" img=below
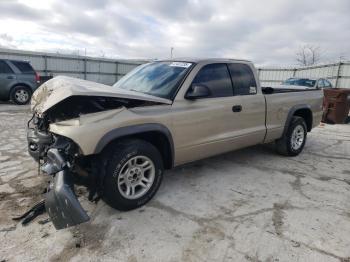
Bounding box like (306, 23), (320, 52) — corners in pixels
(0, 59), (40, 104)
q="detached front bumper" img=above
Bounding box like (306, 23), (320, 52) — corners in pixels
(46, 170), (89, 229)
(27, 125), (90, 229)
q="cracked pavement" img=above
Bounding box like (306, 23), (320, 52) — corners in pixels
(0, 104), (349, 262)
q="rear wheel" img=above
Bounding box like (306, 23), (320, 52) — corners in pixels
(276, 116), (307, 156)
(102, 139), (164, 211)
(11, 86), (32, 105)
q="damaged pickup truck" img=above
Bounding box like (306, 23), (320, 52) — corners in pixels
(27, 58), (323, 229)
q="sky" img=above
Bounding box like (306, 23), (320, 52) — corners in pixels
(0, 0), (349, 66)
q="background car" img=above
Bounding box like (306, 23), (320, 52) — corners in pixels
(0, 59), (40, 104)
(281, 77), (333, 89)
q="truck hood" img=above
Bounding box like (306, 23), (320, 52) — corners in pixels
(31, 76), (172, 115)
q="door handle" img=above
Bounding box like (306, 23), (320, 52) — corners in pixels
(6, 75), (15, 79)
(232, 105), (242, 112)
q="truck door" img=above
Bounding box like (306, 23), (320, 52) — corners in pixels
(226, 62), (266, 145)
(172, 63), (265, 165)
(172, 63), (236, 164)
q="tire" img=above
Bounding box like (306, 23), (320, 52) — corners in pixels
(102, 139), (164, 211)
(10, 86), (32, 105)
(276, 116), (307, 156)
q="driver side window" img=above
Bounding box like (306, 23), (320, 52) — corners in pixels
(192, 64), (233, 98)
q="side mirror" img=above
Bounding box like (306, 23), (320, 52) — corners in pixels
(185, 84), (211, 100)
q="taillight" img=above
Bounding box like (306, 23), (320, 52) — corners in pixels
(35, 72), (40, 84)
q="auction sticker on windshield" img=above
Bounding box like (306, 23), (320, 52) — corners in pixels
(169, 62), (192, 68)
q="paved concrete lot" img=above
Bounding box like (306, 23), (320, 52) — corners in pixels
(0, 104), (349, 262)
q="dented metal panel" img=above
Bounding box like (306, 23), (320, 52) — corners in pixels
(31, 76), (172, 115)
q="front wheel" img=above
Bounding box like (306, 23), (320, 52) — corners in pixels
(276, 116), (307, 156)
(102, 139), (164, 211)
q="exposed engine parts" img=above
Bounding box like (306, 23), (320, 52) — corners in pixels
(44, 95), (160, 122)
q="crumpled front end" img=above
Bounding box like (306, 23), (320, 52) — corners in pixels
(27, 116), (91, 229)
(26, 76), (171, 229)
(31, 76), (171, 116)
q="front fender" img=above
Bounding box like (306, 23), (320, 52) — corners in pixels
(94, 123), (174, 167)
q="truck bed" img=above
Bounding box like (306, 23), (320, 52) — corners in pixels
(263, 87), (323, 143)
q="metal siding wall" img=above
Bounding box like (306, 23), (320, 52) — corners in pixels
(0, 49), (146, 85)
(338, 78), (350, 88)
(259, 69), (295, 86)
(51, 72), (84, 79)
(118, 63), (139, 75)
(341, 64), (350, 76)
(339, 64), (350, 87)
(116, 75), (124, 81)
(259, 63), (350, 88)
(86, 60), (101, 72)
(99, 74), (117, 85)
(47, 57), (84, 72)
(86, 74), (100, 83)
(4, 49), (348, 88)
(86, 74), (116, 85)
(100, 62), (116, 73)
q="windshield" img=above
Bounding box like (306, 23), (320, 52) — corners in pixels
(113, 61), (193, 99)
(282, 78), (316, 87)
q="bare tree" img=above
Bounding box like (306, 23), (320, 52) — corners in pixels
(296, 45), (322, 66)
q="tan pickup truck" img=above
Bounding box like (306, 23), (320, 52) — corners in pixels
(27, 58), (323, 229)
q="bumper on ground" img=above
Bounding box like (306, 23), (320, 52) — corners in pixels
(45, 170), (90, 230)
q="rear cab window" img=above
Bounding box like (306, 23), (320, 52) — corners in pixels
(11, 61), (35, 74)
(191, 63), (233, 97)
(0, 60), (14, 74)
(228, 63), (257, 95)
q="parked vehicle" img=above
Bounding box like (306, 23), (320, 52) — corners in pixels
(27, 58), (323, 229)
(0, 59), (40, 104)
(279, 77), (333, 89)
